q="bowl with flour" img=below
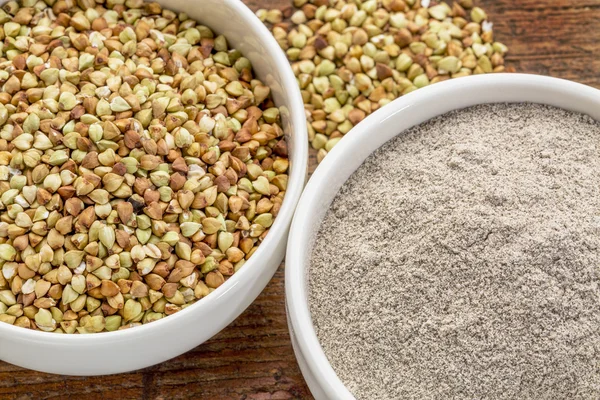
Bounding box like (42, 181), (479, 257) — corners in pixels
(286, 74), (600, 399)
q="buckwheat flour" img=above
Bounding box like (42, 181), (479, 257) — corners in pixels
(309, 103), (600, 399)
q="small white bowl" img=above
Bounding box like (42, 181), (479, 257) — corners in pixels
(285, 74), (600, 399)
(0, 0), (307, 375)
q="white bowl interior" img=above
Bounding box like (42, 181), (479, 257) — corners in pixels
(0, 0), (307, 375)
(286, 74), (600, 399)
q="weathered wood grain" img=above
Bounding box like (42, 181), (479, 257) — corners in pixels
(1, 1), (599, 399)
(0, 267), (309, 400)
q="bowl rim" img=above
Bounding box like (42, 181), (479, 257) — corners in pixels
(0, 0), (308, 343)
(285, 74), (600, 399)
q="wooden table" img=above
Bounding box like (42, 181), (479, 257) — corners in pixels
(2, 1), (599, 399)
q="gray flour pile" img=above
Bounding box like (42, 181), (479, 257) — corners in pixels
(310, 104), (600, 399)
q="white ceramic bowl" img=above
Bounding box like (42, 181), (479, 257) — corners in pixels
(0, 0), (307, 375)
(286, 74), (600, 399)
